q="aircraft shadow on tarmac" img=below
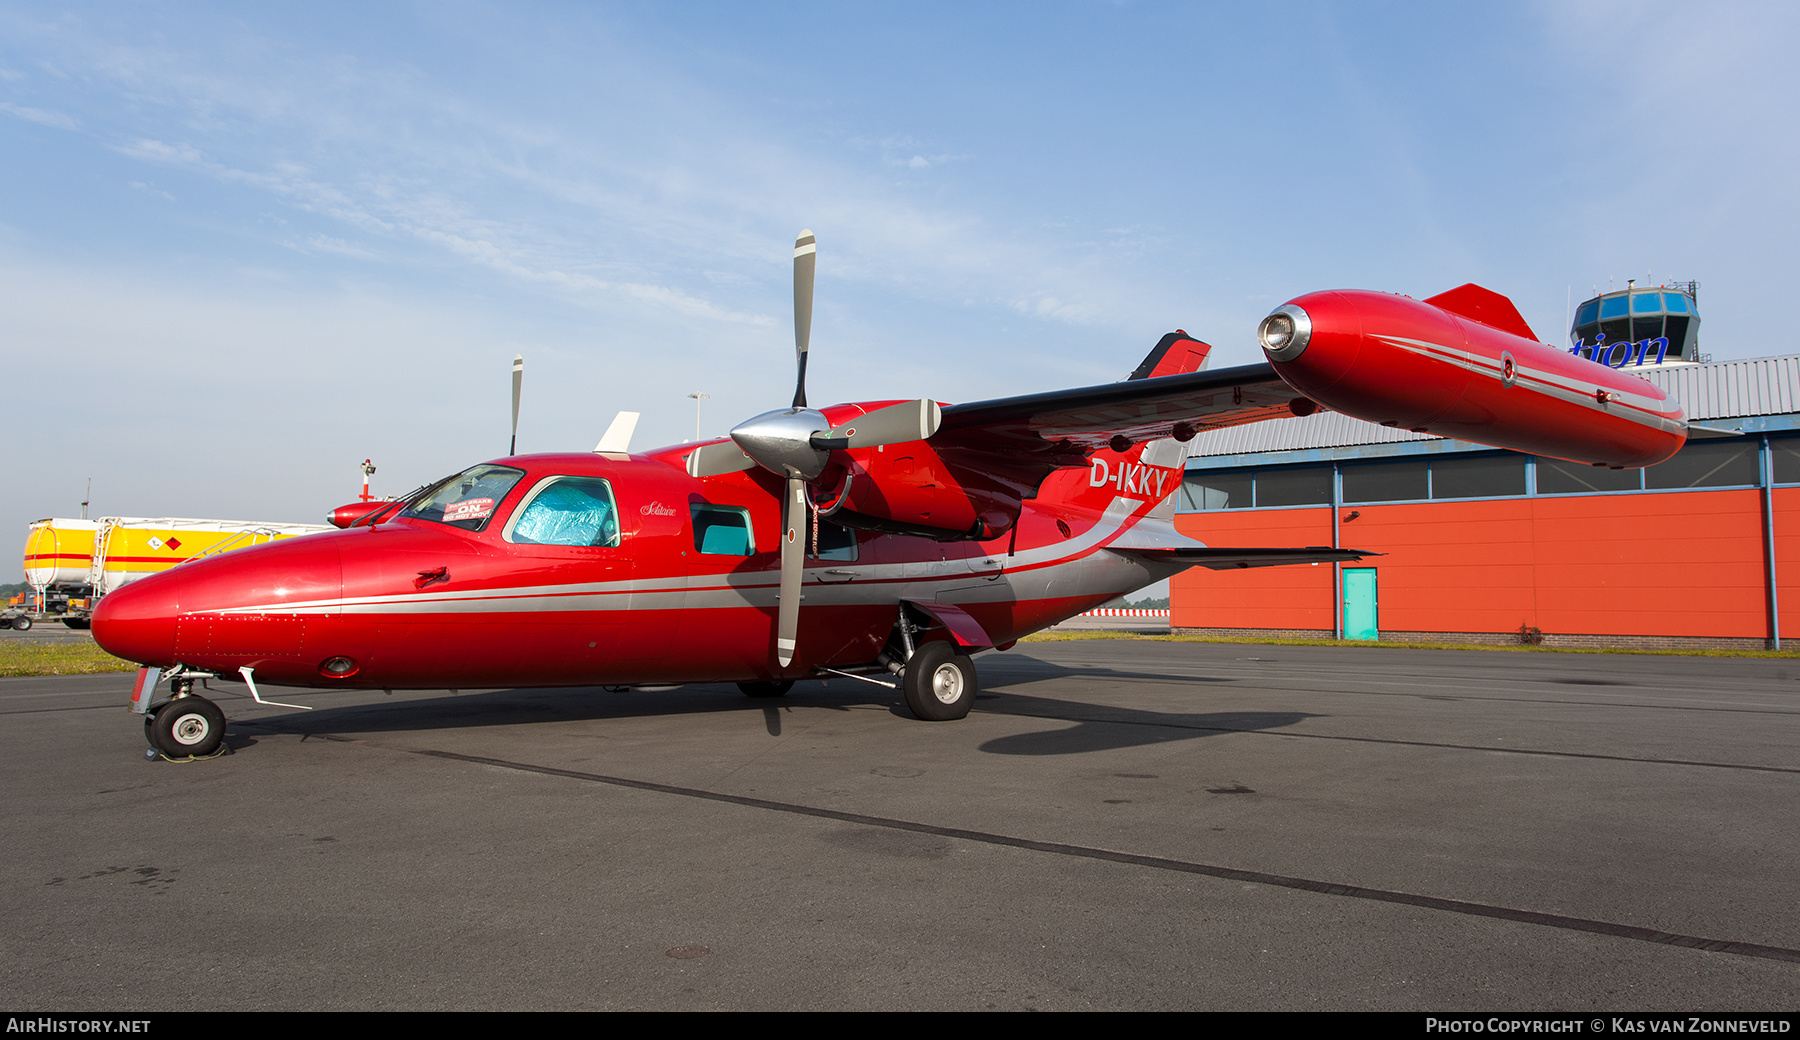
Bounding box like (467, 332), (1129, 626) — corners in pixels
(972, 655), (1317, 756)
(212, 652), (1317, 758)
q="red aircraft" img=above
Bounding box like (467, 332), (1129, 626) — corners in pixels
(94, 233), (1689, 759)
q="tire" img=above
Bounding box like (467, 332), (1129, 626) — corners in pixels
(902, 641), (977, 721)
(11, 616), (31, 631)
(148, 696), (226, 758)
(737, 680), (794, 698)
(62, 618), (90, 630)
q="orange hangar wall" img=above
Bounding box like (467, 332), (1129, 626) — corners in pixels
(1171, 506), (1336, 635)
(1173, 488), (1789, 646)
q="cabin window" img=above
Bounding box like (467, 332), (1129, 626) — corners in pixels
(505, 476), (620, 547)
(810, 519), (857, 561)
(692, 505), (755, 556)
(401, 464), (526, 532)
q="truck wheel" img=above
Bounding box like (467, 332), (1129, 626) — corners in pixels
(148, 697), (226, 758)
(11, 616), (31, 631)
(902, 641), (977, 721)
(62, 618), (90, 630)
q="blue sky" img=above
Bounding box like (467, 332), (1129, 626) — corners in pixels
(3, 1), (1795, 550)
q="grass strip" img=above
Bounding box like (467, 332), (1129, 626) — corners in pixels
(0, 641), (137, 677)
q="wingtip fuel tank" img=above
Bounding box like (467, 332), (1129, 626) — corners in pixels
(1259, 287), (1686, 469)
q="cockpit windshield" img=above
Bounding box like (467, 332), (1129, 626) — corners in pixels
(399, 464), (526, 532)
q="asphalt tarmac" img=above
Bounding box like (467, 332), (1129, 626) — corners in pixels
(3, 639), (1797, 1011)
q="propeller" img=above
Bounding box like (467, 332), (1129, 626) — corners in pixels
(510, 354), (524, 455)
(793, 230), (814, 408)
(694, 230), (944, 667)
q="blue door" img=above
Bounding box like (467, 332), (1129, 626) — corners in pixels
(1342, 568), (1378, 641)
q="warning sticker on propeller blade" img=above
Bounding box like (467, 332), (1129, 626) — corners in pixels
(443, 498), (495, 523)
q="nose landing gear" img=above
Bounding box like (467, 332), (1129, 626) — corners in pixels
(145, 690), (227, 759)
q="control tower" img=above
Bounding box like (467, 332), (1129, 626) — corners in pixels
(1568, 280), (1702, 368)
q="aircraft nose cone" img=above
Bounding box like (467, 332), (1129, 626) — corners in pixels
(92, 535), (344, 670)
(91, 573), (180, 667)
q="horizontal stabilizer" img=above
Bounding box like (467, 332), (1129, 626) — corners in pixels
(1112, 545), (1377, 570)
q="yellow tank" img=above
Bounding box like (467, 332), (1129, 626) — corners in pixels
(23, 517), (332, 595)
(23, 519), (99, 588)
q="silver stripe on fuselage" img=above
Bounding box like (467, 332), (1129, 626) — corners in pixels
(206, 495), (1157, 618)
(1370, 334), (1683, 434)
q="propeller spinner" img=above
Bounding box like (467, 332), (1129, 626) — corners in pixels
(694, 230), (943, 667)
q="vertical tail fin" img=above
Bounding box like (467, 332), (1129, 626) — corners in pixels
(1128, 331), (1213, 380)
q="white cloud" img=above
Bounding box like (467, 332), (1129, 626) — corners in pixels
(0, 100), (77, 130)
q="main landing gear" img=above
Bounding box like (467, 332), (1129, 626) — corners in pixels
(901, 640), (978, 721)
(740, 606), (984, 720)
(888, 604), (979, 721)
(145, 680), (227, 759)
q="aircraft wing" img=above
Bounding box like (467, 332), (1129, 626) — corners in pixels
(935, 361), (1302, 461)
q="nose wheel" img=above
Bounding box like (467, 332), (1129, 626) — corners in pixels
(901, 641), (978, 721)
(146, 695), (227, 759)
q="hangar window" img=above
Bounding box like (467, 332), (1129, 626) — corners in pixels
(1181, 472), (1252, 510)
(1430, 455), (1527, 499)
(505, 476), (620, 547)
(1253, 465), (1332, 507)
(1343, 460), (1428, 503)
(693, 505), (755, 556)
(1537, 459), (1643, 494)
(1771, 437), (1800, 484)
(1644, 440), (1759, 489)
(1180, 467), (1329, 510)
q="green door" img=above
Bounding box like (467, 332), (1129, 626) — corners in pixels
(1342, 568), (1378, 641)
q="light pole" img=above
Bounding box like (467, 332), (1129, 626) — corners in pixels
(687, 392), (710, 441)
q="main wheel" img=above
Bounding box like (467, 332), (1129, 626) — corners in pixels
(148, 696), (226, 758)
(902, 641), (977, 721)
(737, 680), (794, 698)
(11, 616), (31, 631)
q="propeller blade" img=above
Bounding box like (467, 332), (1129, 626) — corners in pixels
(687, 440), (758, 478)
(777, 474), (805, 667)
(510, 354), (524, 455)
(811, 398), (941, 451)
(793, 230), (815, 408)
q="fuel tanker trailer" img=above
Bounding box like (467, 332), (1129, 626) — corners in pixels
(10, 517), (330, 631)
